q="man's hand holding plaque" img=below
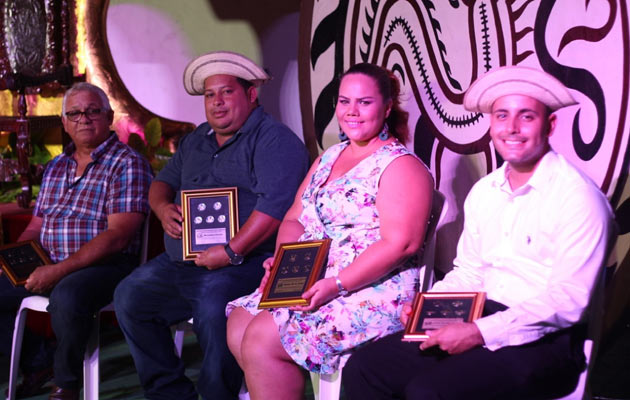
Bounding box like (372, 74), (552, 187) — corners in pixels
(0, 240), (52, 287)
(403, 292), (485, 342)
(258, 239), (331, 309)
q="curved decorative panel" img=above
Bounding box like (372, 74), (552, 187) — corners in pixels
(299, 0), (629, 202)
(299, 0), (630, 286)
(80, 0), (195, 140)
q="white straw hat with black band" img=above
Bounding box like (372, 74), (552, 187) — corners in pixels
(183, 51), (271, 95)
(463, 65), (578, 113)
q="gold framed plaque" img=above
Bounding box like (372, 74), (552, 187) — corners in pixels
(0, 240), (52, 286)
(258, 239), (332, 309)
(181, 188), (239, 260)
(403, 292), (486, 341)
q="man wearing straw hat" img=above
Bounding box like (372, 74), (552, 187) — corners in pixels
(343, 66), (614, 399)
(114, 51), (309, 400)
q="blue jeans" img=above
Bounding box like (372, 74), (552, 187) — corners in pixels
(114, 252), (266, 400)
(0, 255), (135, 388)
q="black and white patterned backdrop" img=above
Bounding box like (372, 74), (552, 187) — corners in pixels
(298, 0), (629, 274)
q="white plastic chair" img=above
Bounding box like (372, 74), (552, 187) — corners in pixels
(173, 318), (193, 358)
(309, 356), (348, 400)
(6, 296), (115, 400)
(6, 212), (151, 400)
(309, 190), (448, 400)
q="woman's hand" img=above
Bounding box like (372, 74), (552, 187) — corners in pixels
(400, 302), (413, 326)
(257, 257), (275, 292)
(290, 277), (339, 312)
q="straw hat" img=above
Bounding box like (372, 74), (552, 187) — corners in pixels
(183, 51), (271, 95)
(463, 66), (577, 113)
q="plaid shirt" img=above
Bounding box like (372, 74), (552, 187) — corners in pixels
(34, 133), (152, 263)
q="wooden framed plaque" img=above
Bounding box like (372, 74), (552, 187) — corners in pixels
(181, 187), (239, 260)
(258, 239), (332, 309)
(403, 292), (486, 341)
(0, 240), (52, 286)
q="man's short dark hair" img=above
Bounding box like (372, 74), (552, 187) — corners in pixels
(235, 77), (254, 92)
(234, 77), (258, 105)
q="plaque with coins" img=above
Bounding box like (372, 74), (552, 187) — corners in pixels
(403, 292), (486, 341)
(0, 241), (52, 286)
(181, 188), (239, 260)
(258, 239), (332, 309)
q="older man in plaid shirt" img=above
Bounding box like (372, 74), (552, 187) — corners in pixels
(0, 82), (152, 400)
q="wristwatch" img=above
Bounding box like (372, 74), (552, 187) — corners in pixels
(334, 275), (349, 296)
(224, 243), (244, 265)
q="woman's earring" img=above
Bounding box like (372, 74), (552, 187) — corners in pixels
(338, 131), (348, 141)
(379, 124), (389, 141)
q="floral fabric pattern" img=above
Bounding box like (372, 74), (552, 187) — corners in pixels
(227, 141), (424, 373)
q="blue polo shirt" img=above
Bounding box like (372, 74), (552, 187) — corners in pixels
(156, 106), (310, 261)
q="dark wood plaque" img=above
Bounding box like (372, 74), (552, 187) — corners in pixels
(258, 239), (331, 308)
(0, 240), (51, 286)
(403, 292), (486, 341)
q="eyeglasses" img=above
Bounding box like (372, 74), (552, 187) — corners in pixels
(64, 108), (107, 122)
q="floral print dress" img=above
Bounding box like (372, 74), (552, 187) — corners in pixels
(226, 140), (424, 374)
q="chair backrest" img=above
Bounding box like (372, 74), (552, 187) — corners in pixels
(555, 224), (617, 400)
(420, 190), (448, 292)
(578, 254), (611, 399)
(552, 266), (608, 400)
(139, 211), (151, 264)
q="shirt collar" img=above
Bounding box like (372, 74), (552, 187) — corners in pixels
(491, 150), (557, 193)
(63, 132), (118, 161)
(524, 150), (557, 191)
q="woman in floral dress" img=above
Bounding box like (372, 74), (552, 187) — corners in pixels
(226, 63), (434, 399)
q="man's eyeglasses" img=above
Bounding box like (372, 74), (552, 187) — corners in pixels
(64, 108), (107, 122)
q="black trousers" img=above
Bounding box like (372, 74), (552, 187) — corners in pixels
(343, 301), (586, 400)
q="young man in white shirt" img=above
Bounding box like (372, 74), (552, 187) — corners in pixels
(343, 66), (615, 400)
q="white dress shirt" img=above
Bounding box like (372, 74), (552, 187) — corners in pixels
(432, 151), (614, 350)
